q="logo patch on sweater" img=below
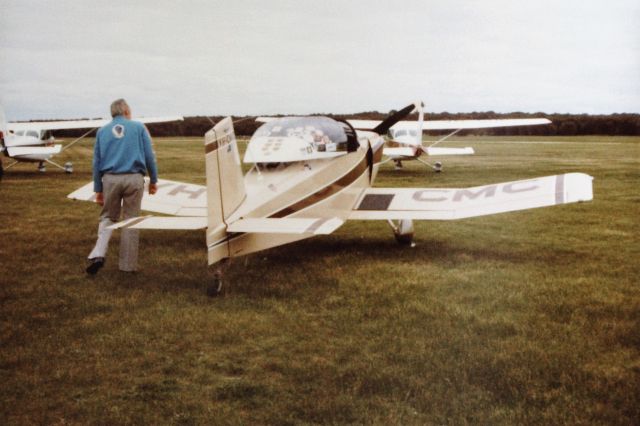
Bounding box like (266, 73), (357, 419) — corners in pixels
(112, 124), (125, 139)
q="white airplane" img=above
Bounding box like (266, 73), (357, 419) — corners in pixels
(347, 103), (551, 172)
(0, 106), (183, 178)
(68, 102), (593, 296)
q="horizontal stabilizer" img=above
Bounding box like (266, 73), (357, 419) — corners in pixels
(67, 178), (207, 217)
(425, 147), (474, 156)
(350, 173), (593, 220)
(108, 216), (207, 230)
(6, 145), (62, 157)
(227, 217), (344, 235)
(383, 147), (417, 158)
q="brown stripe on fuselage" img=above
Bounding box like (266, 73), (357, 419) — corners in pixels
(373, 142), (384, 164)
(205, 140), (219, 154)
(270, 154), (369, 218)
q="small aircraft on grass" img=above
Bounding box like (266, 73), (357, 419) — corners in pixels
(68, 102), (593, 296)
(345, 104), (550, 172)
(0, 106), (182, 178)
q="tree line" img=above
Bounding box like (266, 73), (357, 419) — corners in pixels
(53, 111), (640, 138)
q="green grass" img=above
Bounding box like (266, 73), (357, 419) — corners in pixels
(1, 135), (639, 424)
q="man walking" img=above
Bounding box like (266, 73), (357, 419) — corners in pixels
(86, 99), (158, 274)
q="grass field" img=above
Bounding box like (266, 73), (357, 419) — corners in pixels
(1, 135), (639, 424)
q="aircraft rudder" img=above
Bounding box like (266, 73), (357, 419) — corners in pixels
(204, 117), (246, 263)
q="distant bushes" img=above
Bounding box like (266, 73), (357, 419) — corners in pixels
(52, 111), (640, 138)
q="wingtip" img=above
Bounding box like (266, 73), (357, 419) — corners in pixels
(564, 173), (594, 203)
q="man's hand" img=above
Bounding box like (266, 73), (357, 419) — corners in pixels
(95, 192), (104, 206)
(149, 183), (158, 195)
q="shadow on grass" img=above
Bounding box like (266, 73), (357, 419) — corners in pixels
(87, 223), (579, 300)
(250, 235), (577, 266)
(220, 235), (579, 299)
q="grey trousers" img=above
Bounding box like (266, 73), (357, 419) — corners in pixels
(88, 173), (144, 271)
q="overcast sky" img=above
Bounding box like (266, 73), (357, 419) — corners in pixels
(1, 0), (638, 120)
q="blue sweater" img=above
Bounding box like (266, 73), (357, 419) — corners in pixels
(92, 115), (158, 192)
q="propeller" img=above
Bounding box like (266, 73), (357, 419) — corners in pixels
(373, 102), (421, 135)
(380, 101), (425, 150)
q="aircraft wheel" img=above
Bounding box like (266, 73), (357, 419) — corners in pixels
(392, 219), (416, 247)
(434, 162), (442, 173)
(207, 276), (223, 297)
(64, 162), (73, 173)
(38, 163), (46, 173)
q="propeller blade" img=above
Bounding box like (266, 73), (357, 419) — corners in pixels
(373, 102), (420, 135)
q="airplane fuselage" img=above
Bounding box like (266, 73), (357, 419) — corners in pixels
(2, 130), (61, 162)
(207, 130), (385, 262)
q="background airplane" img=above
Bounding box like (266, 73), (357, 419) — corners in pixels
(0, 106), (182, 178)
(68, 103), (593, 295)
(347, 103), (551, 172)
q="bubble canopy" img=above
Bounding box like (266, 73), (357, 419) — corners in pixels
(243, 117), (358, 163)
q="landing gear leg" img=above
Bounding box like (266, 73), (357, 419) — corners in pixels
(45, 158), (72, 173)
(394, 160), (403, 170)
(207, 259), (229, 297)
(387, 219), (416, 247)
(416, 157), (443, 173)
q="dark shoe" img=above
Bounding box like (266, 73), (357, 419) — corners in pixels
(86, 257), (105, 275)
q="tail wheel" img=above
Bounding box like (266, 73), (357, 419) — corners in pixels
(207, 277), (223, 297)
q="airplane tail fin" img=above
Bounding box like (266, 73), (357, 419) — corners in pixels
(386, 102), (424, 148)
(415, 101), (424, 147)
(204, 117), (246, 263)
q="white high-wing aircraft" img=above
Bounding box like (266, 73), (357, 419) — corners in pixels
(0, 106), (183, 177)
(68, 102), (593, 295)
(347, 103), (550, 172)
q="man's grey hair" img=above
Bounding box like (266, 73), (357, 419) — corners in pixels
(110, 99), (130, 118)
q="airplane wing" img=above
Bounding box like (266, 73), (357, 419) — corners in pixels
(350, 173), (593, 220)
(255, 117), (277, 123)
(9, 115), (183, 132)
(348, 118), (550, 131)
(67, 178), (207, 217)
